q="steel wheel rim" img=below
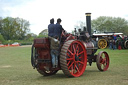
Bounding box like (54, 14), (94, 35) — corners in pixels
(31, 44), (37, 68)
(98, 39), (107, 49)
(124, 40), (128, 49)
(60, 40), (87, 77)
(96, 51), (109, 71)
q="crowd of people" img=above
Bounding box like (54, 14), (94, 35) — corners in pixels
(109, 35), (126, 50)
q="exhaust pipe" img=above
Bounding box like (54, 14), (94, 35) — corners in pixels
(85, 13), (91, 36)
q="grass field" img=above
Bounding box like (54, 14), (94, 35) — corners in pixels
(0, 46), (128, 85)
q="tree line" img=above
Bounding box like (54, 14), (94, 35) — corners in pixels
(75, 16), (128, 35)
(1, 16), (128, 44)
(0, 17), (38, 44)
(0, 17), (30, 40)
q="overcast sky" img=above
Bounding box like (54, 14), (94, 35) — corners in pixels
(0, 0), (128, 34)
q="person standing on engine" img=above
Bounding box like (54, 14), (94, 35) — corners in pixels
(48, 18), (55, 37)
(48, 18), (60, 68)
(54, 18), (64, 40)
(49, 18), (64, 68)
(50, 38), (60, 68)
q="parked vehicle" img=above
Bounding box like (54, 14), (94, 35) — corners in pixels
(92, 32), (123, 49)
(11, 42), (20, 46)
(0, 44), (5, 47)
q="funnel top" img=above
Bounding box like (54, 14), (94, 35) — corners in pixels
(85, 13), (91, 16)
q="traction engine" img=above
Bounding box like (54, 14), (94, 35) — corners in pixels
(31, 13), (110, 77)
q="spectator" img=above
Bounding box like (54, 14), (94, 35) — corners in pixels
(118, 40), (121, 50)
(109, 40), (112, 49)
(112, 40), (116, 50)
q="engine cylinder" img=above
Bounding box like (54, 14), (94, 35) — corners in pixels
(82, 41), (97, 55)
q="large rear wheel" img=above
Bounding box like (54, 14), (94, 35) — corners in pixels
(60, 40), (87, 77)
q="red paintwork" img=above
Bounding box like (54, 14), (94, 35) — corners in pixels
(33, 38), (61, 71)
(65, 34), (75, 41)
(97, 51), (109, 71)
(65, 40), (87, 77)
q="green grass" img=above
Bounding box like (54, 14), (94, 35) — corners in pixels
(0, 46), (128, 85)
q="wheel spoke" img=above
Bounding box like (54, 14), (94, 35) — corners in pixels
(101, 57), (106, 64)
(67, 49), (74, 55)
(76, 44), (79, 56)
(67, 58), (74, 60)
(71, 65), (73, 73)
(75, 64), (80, 73)
(67, 52), (72, 58)
(73, 63), (76, 73)
(73, 44), (76, 54)
(68, 62), (74, 69)
(67, 61), (71, 66)
(79, 56), (82, 59)
(77, 61), (84, 65)
(78, 51), (84, 56)
(103, 63), (106, 68)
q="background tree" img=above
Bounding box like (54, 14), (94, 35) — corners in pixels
(91, 16), (128, 35)
(74, 20), (94, 33)
(0, 34), (5, 43)
(74, 21), (86, 31)
(38, 29), (48, 38)
(15, 17), (30, 40)
(24, 33), (37, 41)
(0, 17), (2, 33)
(0, 17), (30, 40)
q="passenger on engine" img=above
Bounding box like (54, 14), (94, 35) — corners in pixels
(48, 18), (63, 68)
(54, 18), (64, 41)
(50, 37), (60, 68)
(48, 18), (55, 37)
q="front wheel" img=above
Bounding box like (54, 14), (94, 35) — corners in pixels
(96, 51), (109, 71)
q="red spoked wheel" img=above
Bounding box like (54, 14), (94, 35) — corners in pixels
(96, 51), (109, 71)
(60, 40), (87, 77)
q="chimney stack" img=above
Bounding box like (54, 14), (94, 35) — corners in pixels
(85, 13), (91, 35)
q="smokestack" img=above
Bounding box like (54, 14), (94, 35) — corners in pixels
(85, 13), (91, 35)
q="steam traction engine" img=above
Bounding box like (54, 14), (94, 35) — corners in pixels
(31, 13), (110, 77)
